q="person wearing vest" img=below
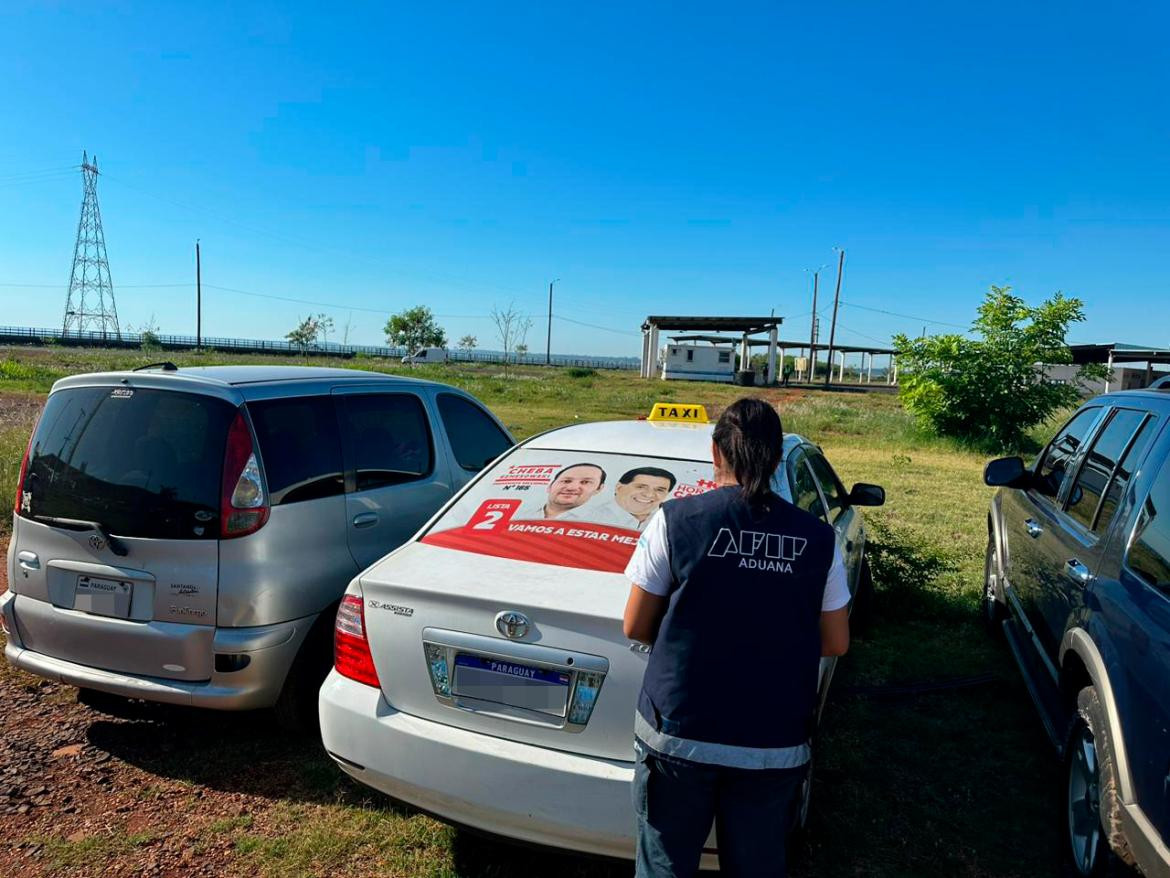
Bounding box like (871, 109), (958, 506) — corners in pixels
(623, 398), (851, 877)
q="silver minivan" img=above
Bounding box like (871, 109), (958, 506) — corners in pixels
(2, 364), (513, 725)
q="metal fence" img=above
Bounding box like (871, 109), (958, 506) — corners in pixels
(0, 325), (640, 371)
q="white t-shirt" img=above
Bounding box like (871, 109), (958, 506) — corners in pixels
(625, 508), (852, 612)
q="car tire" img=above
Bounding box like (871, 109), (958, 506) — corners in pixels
(1064, 686), (1135, 876)
(274, 605), (338, 735)
(982, 536), (1007, 636)
(849, 556), (875, 636)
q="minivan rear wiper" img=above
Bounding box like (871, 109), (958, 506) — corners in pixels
(32, 516), (129, 557)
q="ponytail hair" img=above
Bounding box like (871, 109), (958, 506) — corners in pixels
(712, 398), (783, 507)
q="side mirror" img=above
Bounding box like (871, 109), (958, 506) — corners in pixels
(848, 483), (885, 507)
(983, 456), (1029, 488)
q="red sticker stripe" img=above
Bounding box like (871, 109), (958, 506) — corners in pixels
(422, 522), (639, 573)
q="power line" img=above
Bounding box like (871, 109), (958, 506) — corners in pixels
(0, 165), (78, 182)
(839, 300), (969, 330)
(0, 282), (190, 288)
(201, 283), (391, 315)
(100, 172), (545, 302)
(831, 319), (891, 346)
(202, 283), (486, 320)
(552, 314), (640, 336)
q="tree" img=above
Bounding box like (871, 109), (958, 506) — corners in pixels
(286, 313), (330, 354)
(318, 315), (335, 344)
(384, 305), (447, 353)
(515, 343), (529, 362)
(489, 302), (533, 374)
(458, 334), (477, 353)
(894, 286), (1106, 451)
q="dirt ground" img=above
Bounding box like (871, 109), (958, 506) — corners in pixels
(0, 535), (317, 878)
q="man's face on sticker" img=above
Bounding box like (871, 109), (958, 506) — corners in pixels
(615, 474), (673, 522)
(545, 466), (604, 515)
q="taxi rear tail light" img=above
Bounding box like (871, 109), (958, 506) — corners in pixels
(567, 671), (605, 725)
(335, 595), (381, 688)
(220, 410), (269, 538)
(424, 643), (451, 697)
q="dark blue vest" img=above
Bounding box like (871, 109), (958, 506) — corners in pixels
(636, 486), (837, 753)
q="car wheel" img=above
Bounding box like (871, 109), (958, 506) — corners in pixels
(1064, 686), (1134, 876)
(982, 536), (1007, 635)
(274, 605), (337, 735)
(849, 556), (875, 636)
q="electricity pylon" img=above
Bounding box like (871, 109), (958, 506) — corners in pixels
(62, 151), (120, 338)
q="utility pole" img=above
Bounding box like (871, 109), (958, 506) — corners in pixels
(195, 240), (202, 349)
(546, 278), (559, 365)
(824, 248), (845, 388)
(808, 270), (820, 383)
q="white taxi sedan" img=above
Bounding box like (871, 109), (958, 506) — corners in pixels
(319, 404), (884, 866)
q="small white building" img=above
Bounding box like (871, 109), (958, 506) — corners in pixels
(661, 343), (735, 382)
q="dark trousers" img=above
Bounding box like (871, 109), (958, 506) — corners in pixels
(633, 740), (806, 877)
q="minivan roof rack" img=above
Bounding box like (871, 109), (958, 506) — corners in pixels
(133, 361), (179, 372)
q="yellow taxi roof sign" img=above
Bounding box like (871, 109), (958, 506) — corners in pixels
(646, 402), (709, 423)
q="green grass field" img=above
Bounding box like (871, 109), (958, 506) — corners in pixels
(0, 345), (1070, 876)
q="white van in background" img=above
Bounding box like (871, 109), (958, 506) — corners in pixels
(402, 347), (448, 365)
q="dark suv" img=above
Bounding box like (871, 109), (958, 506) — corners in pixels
(984, 389), (1170, 877)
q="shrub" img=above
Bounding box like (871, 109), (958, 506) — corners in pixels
(894, 286), (1106, 451)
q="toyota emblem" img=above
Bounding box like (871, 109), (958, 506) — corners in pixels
(88, 535), (105, 551)
(495, 611), (530, 640)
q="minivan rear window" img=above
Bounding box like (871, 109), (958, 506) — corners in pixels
(18, 386), (236, 540)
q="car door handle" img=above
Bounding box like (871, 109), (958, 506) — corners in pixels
(17, 551), (40, 571)
(1065, 559), (1092, 585)
(352, 512), (379, 528)
(1024, 519), (1043, 539)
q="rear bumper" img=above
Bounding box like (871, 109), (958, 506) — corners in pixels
(0, 590), (311, 710)
(320, 670), (697, 864)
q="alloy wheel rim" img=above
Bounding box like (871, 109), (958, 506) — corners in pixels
(1068, 724), (1102, 874)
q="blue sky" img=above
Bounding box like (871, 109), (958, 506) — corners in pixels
(1, 1), (1167, 358)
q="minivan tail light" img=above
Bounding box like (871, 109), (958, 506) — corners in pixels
(220, 411), (269, 538)
(335, 594), (380, 688)
(13, 415), (38, 516)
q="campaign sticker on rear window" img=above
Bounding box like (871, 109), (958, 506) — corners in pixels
(109, 387), (135, 398)
(422, 450), (715, 572)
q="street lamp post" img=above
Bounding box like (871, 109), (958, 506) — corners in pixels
(546, 278), (559, 365)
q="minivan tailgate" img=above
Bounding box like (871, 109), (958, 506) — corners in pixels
(9, 510), (219, 681)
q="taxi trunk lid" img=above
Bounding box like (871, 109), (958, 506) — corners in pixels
(358, 542), (646, 763)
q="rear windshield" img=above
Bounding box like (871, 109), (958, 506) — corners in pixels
(421, 448), (716, 572)
(19, 386), (236, 540)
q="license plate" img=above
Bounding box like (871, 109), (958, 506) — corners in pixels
(75, 575), (132, 618)
(452, 654), (571, 717)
